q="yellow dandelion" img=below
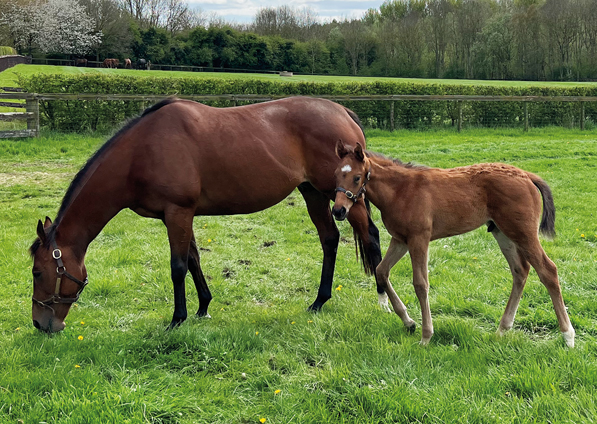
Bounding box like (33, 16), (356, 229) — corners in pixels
(581, 234), (585, 238)
(275, 389), (281, 394)
(505, 391), (510, 396)
(78, 335), (84, 341)
(208, 239), (212, 243)
(255, 331), (259, 335)
(75, 365), (81, 368)
(473, 257), (477, 260)
(335, 285), (342, 291)
(260, 419), (266, 424)
(286, 258), (290, 261)
(15, 327), (20, 331)
(221, 308), (225, 311)
(308, 320), (313, 324)
(80, 321), (85, 325)
(291, 321), (296, 325)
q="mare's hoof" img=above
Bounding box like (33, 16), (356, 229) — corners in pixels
(307, 302), (324, 312)
(196, 312), (212, 319)
(167, 318), (186, 330)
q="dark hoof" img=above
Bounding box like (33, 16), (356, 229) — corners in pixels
(167, 318), (186, 330)
(307, 302), (323, 312)
(196, 311), (212, 319)
(406, 323), (417, 334)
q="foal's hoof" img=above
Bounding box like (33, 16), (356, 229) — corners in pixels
(167, 318), (186, 330)
(406, 322), (417, 334)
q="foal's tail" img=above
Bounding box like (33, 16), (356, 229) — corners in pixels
(531, 175), (556, 240)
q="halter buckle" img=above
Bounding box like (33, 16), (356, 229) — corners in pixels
(52, 248), (62, 260)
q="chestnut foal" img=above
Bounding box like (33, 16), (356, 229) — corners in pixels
(332, 142), (575, 347)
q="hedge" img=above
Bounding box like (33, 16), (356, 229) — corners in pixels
(17, 73), (597, 132)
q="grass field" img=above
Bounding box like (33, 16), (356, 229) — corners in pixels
(4, 64), (597, 89)
(1, 127), (596, 423)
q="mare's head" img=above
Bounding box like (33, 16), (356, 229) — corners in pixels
(332, 141), (370, 221)
(30, 217), (87, 333)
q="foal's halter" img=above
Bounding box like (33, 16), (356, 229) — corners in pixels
(335, 167), (371, 203)
(31, 240), (88, 312)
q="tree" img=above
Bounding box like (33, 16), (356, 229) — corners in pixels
(0, 0), (41, 55)
(80, 0), (132, 60)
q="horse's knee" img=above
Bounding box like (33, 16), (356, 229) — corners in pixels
(171, 257), (188, 282)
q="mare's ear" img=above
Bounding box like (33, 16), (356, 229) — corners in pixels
(336, 140), (349, 158)
(44, 216), (52, 228)
(37, 220), (47, 243)
(354, 143), (365, 162)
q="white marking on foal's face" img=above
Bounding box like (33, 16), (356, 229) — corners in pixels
(341, 165), (352, 173)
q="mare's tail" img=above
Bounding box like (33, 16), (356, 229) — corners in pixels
(531, 175), (556, 240)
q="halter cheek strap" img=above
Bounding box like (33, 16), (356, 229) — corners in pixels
(335, 168), (371, 203)
(31, 240), (88, 312)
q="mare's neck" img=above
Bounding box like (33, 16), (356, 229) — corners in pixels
(54, 154), (132, 257)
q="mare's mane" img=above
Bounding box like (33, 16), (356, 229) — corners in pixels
(30, 98), (180, 256)
(365, 150), (428, 170)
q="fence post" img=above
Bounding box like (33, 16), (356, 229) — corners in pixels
(457, 101), (462, 132)
(26, 95), (40, 137)
(580, 102), (585, 130)
(524, 102), (529, 132)
(390, 101), (395, 132)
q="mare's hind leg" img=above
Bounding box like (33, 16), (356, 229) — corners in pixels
(491, 228), (531, 336)
(164, 207), (195, 329)
(188, 233), (212, 318)
(298, 183), (340, 311)
(346, 199), (384, 306)
(376, 238), (416, 331)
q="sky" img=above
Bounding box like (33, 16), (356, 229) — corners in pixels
(187, 0), (382, 24)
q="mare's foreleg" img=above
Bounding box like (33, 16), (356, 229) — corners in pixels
(164, 207), (195, 329)
(188, 233), (212, 318)
(346, 198), (383, 305)
(408, 236), (433, 345)
(376, 238), (416, 331)
(298, 183), (340, 311)
(492, 229), (530, 336)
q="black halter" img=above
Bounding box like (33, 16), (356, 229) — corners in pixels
(335, 168), (371, 203)
(31, 240), (88, 312)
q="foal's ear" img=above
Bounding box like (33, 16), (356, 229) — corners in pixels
(336, 140), (349, 158)
(44, 216), (52, 228)
(354, 142), (365, 162)
(37, 220), (47, 243)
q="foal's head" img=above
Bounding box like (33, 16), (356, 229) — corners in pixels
(332, 141), (370, 221)
(30, 217), (87, 333)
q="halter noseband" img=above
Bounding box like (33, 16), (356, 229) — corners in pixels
(335, 168), (371, 203)
(32, 240), (88, 312)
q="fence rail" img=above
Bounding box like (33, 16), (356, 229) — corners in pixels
(1, 91), (595, 138)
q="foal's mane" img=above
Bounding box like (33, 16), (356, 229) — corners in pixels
(365, 150), (429, 170)
(30, 98), (180, 256)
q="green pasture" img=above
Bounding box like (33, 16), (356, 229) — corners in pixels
(0, 127), (596, 423)
(4, 64), (597, 89)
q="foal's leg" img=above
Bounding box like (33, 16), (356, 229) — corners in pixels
(492, 229), (531, 336)
(517, 236), (575, 347)
(408, 236), (433, 345)
(376, 238), (416, 331)
(298, 183), (340, 311)
(164, 206), (195, 329)
(188, 233), (213, 318)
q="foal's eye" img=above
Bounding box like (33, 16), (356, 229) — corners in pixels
(32, 271), (42, 279)
(353, 176), (361, 184)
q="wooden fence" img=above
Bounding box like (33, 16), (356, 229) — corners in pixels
(1, 92), (595, 138)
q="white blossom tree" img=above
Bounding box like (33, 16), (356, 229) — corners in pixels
(35, 0), (102, 55)
(1, 0), (102, 56)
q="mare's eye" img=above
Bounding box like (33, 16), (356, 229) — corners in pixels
(33, 271), (42, 279)
(353, 176), (361, 184)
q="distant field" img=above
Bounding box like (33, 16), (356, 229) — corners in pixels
(1, 127), (596, 423)
(3, 64), (597, 88)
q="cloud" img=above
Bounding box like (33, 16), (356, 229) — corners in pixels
(187, 0), (379, 23)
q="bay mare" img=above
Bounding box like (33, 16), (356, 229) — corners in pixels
(30, 97), (383, 333)
(332, 142), (575, 347)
